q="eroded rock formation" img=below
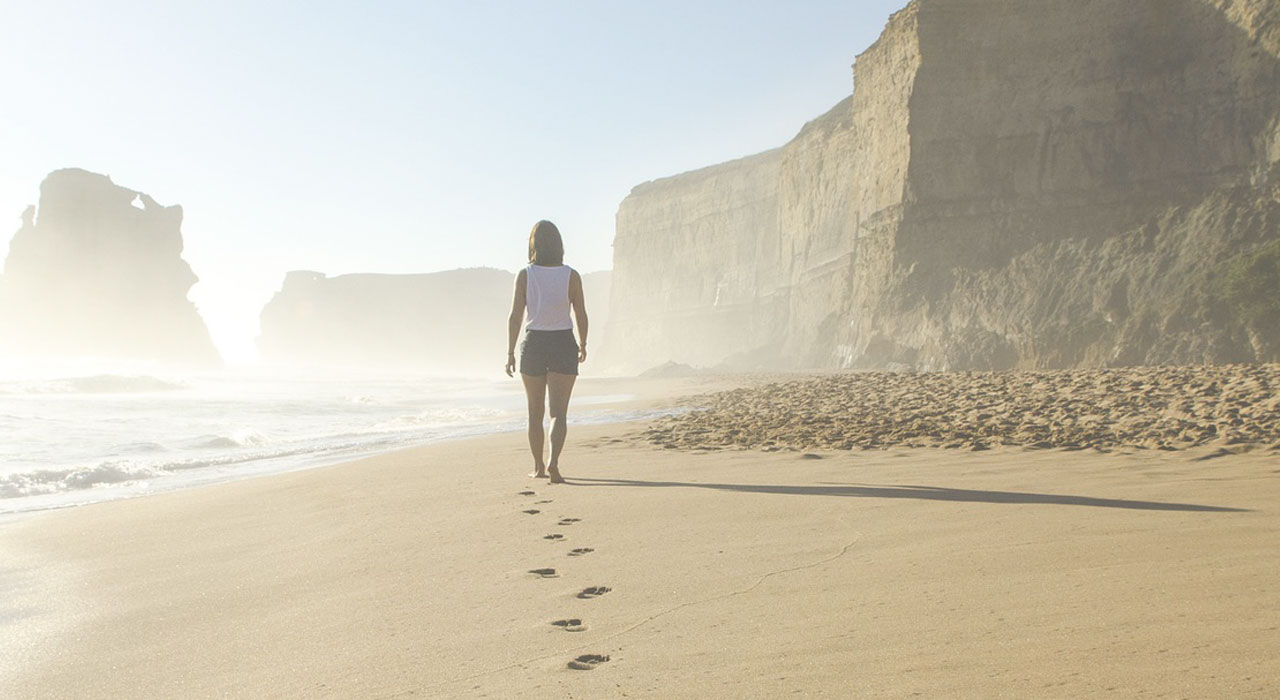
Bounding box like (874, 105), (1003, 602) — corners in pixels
(603, 0), (1280, 372)
(0, 169), (221, 366)
(258, 268), (610, 374)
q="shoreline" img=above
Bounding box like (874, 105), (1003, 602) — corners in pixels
(4, 370), (1278, 698)
(0, 374), (736, 522)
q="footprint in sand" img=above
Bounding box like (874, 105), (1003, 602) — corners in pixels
(544, 534), (565, 541)
(551, 618), (587, 632)
(523, 509), (541, 515)
(535, 499), (554, 504)
(577, 586), (611, 599)
(568, 548), (594, 556)
(568, 654), (609, 670)
(558, 518), (581, 526)
(528, 568), (559, 578)
(518, 490), (536, 496)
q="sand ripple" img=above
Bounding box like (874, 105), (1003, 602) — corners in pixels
(641, 364), (1280, 452)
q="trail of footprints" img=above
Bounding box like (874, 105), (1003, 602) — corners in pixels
(518, 489), (612, 671)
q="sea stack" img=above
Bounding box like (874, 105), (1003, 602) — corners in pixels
(603, 0), (1280, 372)
(0, 168), (221, 367)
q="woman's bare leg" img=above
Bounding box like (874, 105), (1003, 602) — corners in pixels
(521, 373), (548, 477)
(545, 371), (577, 483)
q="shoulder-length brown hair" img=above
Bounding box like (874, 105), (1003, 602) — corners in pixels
(528, 220), (564, 266)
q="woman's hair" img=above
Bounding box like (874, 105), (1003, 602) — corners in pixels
(528, 220), (565, 266)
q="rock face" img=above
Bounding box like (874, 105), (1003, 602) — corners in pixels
(258, 268), (609, 374)
(0, 169), (221, 366)
(603, 0), (1280, 372)
(608, 149), (785, 368)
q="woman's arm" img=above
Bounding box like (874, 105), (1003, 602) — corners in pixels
(506, 269), (527, 376)
(569, 269), (588, 363)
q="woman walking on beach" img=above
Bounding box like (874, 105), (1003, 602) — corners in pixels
(505, 220), (588, 484)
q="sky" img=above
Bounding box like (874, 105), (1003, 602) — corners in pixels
(1, 0), (907, 363)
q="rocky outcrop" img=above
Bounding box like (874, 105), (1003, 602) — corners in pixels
(258, 268), (609, 373)
(603, 0), (1280, 372)
(0, 169), (221, 366)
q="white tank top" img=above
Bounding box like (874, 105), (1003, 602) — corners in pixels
(524, 264), (574, 331)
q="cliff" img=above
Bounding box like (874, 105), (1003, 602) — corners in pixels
(258, 268), (609, 373)
(603, 0), (1280, 372)
(607, 149), (785, 368)
(0, 169), (221, 367)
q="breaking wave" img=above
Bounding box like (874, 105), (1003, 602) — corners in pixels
(1, 446), (316, 499)
(2, 462), (170, 498)
(191, 430), (271, 449)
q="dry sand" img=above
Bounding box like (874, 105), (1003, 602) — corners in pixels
(642, 364), (1280, 452)
(2, 370), (1278, 699)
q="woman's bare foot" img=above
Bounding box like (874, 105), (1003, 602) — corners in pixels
(529, 468), (549, 479)
(548, 466), (565, 484)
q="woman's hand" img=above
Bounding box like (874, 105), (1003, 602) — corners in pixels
(578, 344), (588, 363)
(505, 352), (516, 377)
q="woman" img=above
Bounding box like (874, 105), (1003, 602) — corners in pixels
(505, 220), (588, 484)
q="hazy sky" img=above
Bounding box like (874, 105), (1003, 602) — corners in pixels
(1, 0), (905, 363)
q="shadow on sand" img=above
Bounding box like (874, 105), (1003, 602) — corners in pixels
(566, 477), (1247, 512)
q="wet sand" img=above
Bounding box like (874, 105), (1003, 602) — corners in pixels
(2, 368), (1278, 698)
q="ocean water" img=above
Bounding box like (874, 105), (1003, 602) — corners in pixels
(0, 366), (645, 517)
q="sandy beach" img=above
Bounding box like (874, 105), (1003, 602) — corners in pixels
(3, 369), (1279, 699)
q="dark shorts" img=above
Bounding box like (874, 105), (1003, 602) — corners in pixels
(519, 329), (579, 377)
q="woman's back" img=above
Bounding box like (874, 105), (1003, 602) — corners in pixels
(524, 264), (574, 331)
